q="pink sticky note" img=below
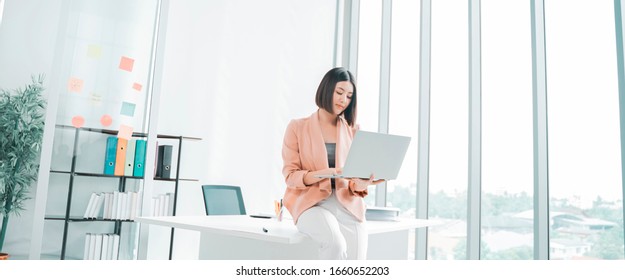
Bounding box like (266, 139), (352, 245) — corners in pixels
(100, 114), (113, 127)
(117, 124), (133, 140)
(68, 77), (84, 93)
(71, 116), (85, 128)
(132, 83), (142, 91)
(119, 56), (135, 72)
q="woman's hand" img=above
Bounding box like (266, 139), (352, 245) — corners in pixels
(349, 174), (385, 192)
(303, 168), (343, 186)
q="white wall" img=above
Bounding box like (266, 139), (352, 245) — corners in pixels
(153, 0), (337, 259)
(0, 0), (62, 258)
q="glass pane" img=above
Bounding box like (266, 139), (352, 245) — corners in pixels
(546, 0), (624, 260)
(427, 0), (469, 260)
(44, 0), (159, 260)
(481, 0), (534, 260)
(387, 0), (420, 259)
(357, 0), (382, 207)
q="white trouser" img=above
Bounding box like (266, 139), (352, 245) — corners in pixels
(296, 191), (367, 260)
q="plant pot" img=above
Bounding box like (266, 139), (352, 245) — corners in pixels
(0, 253), (9, 260)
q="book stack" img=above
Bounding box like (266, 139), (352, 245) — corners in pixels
(151, 192), (175, 216)
(83, 191), (142, 220)
(103, 136), (147, 177)
(83, 233), (120, 260)
(365, 206), (401, 221)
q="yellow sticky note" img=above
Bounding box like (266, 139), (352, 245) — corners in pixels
(117, 124), (133, 140)
(87, 45), (102, 58)
(68, 77), (84, 93)
(119, 56), (134, 72)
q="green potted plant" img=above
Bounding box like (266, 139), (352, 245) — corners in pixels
(0, 75), (47, 259)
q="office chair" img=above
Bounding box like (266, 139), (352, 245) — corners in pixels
(201, 185), (247, 215)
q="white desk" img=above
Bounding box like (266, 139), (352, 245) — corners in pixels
(136, 215), (439, 260)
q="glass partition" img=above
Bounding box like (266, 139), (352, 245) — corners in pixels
(43, 0), (159, 260)
(546, 0), (623, 260)
(480, 0), (534, 260)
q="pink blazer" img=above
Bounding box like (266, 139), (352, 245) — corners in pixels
(282, 110), (368, 224)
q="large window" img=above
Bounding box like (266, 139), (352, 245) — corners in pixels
(481, 0), (534, 260)
(387, 0), (420, 259)
(545, 0), (623, 260)
(357, 0), (383, 207)
(427, 0), (469, 260)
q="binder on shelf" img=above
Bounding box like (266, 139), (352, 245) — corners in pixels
(116, 191), (124, 220)
(124, 139), (136, 176)
(114, 138), (128, 176)
(102, 192), (111, 220)
(84, 193), (97, 219)
(103, 136), (118, 175)
(129, 192), (138, 221)
(133, 139), (147, 177)
(88, 232), (97, 260)
(106, 234), (115, 260)
(156, 145), (173, 179)
(93, 233), (103, 260)
(167, 192), (175, 216)
(89, 193), (104, 219)
(111, 234), (120, 260)
(101, 234), (110, 260)
(83, 233), (92, 260)
(112, 191), (119, 220)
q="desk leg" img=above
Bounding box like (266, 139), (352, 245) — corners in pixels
(367, 230), (410, 260)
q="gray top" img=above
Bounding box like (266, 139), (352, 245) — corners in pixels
(325, 143), (336, 189)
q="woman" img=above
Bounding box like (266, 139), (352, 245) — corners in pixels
(281, 67), (384, 260)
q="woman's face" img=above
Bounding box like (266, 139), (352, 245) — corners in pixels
(332, 81), (353, 115)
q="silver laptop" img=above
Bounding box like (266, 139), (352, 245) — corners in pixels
(315, 130), (411, 180)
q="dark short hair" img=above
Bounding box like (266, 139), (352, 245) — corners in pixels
(315, 67), (357, 126)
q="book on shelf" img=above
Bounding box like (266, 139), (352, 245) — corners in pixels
(83, 233), (92, 260)
(119, 192), (127, 220)
(88, 232), (97, 260)
(111, 234), (120, 260)
(167, 192), (175, 216)
(93, 233), (103, 260)
(85, 191), (142, 220)
(106, 234), (115, 260)
(116, 191), (123, 220)
(84, 193), (97, 219)
(101, 234), (110, 260)
(112, 191), (119, 220)
(83, 233), (120, 260)
(129, 192), (138, 220)
(103, 136), (118, 175)
(102, 192), (111, 219)
(90, 193), (105, 219)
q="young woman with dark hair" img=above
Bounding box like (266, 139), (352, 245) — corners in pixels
(281, 67), (384, 260)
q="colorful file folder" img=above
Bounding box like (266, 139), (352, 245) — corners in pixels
(114, 138), (128, 176)
(103, 137), (118, 175)
(124, 139), (136, 176)
(133, 139), (147, 177)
